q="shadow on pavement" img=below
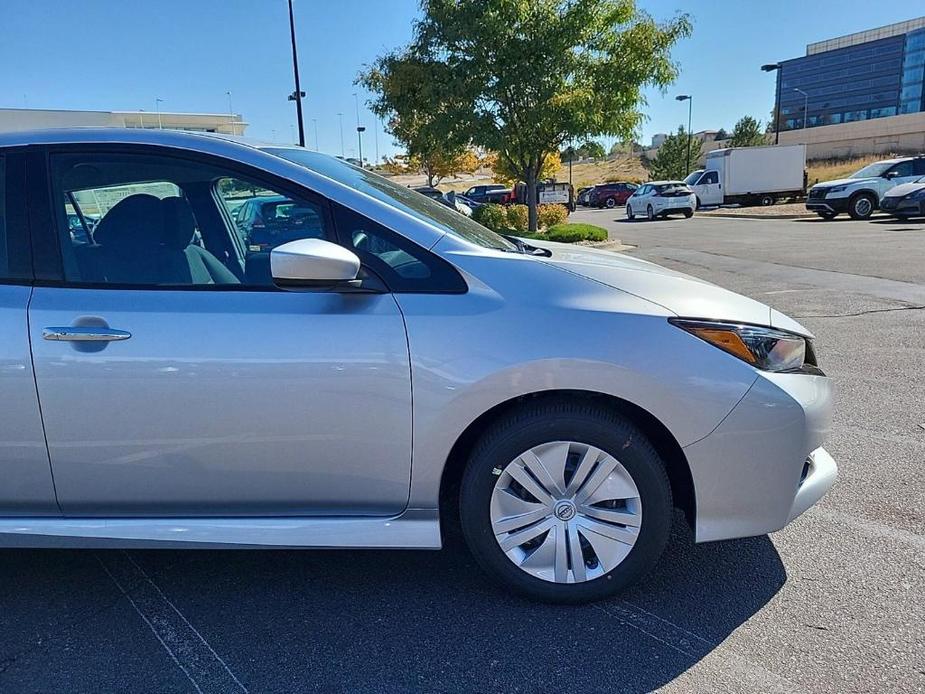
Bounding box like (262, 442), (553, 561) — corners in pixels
(0, 518), (785, 692)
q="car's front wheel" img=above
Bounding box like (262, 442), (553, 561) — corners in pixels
(626, 204), (635, 220)
(605, 197), (616, 209)
(848, 193), (877, 220)
(817, 211), (837, 220)
(647, 204), (655, 221)
(459, 399), (673, 603)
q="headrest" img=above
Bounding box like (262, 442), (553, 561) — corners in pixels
(160, 196), (197, 250)
(93, 194), (165, 248)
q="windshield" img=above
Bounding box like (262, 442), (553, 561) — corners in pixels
(850, 162), (894, 179)
(684, 171), (703, 185)
(263, 147), (517, 252)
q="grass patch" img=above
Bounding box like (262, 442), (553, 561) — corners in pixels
(544, 223), (608, 243)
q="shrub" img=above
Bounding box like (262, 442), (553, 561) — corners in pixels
(471, 203), (508, 232)
(537, 203), (568, 229)
(506, 204), (529, 232)
(545, 223), (608, 243)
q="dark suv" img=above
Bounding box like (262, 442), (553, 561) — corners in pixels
(463, 184), (509, 203)
(234, 195), (325, 252)
(589, 182), (638, 209)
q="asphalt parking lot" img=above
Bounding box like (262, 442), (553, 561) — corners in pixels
(2, 210), (923, 693)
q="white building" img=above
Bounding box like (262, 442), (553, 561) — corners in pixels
(0, 108), (246, 135)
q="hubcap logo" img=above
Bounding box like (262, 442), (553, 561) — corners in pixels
(554, 501), (576, 521)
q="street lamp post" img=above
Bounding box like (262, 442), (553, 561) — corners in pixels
(155, 98), (164, 129)
(353, 93), (364, 167)
(761, 63), (782, 144)
(337, 113), (345, 157)
(287, 0), (306, 147)
(226, 91), (235, 135)
(794, 88), (809, 130)
(675, 95), (692, 176)
(312, 118), (319, 151)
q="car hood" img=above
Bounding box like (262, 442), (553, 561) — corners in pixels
(527, 240), (812, 337)
(812, 177), (872, 189)
(883, 181), (925, 198)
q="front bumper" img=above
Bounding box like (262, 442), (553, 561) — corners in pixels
(806, 196), (849, 214)
(879, 197), (924, 216)
(683, 371), (836, 542)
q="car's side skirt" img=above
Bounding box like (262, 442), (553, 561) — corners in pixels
(0, 509), (441, 549)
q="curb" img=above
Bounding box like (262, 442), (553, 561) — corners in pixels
(700, 212), (814, 220)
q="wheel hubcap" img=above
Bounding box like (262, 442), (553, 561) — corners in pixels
(490, 441), (643, 584)
(856, 198), (872, 216)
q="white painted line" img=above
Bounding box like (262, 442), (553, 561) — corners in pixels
(96, 552), (248, 694)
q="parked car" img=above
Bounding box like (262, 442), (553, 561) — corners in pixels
(576, 187), (593, 206)
(685, 145), (806, 208)
(626, 181), (696, 220)
(234, 195), (325, 252)
(806, 156), (925, 220)
(0, 128), (836, 604)
(879, 176), (925, 219)
(589, 182), (638, 209)
(463, 184), (508, 203)
(413, 186), (474, 216)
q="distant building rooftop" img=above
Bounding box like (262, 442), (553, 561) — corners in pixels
(0, 107), (247, 135)
(807, 16), (925, 55)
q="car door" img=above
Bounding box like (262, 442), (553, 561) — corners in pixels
(27, 145), (413, 517)
(696, 171), (722, 205)
(0, 150), (60, 516)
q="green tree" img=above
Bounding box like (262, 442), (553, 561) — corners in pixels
(643, 126), (701, 180)
(360, 0), (691, 231)
(729, 116), (768, 147)
(714, 128), (728, 141)
(577, 141), (607, 160)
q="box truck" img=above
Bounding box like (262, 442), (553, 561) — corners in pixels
(685, 144), (806, 207)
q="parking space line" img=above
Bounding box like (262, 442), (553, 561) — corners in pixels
(596, 600), (802, 693)
(96, 552), (248, 694)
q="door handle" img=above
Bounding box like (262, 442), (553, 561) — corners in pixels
(43, 327), (132, 342)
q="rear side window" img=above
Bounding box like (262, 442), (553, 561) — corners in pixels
(0, 156), (32, 282)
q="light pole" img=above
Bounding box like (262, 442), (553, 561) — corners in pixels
(155, 98), (164, 129)
(353, 93), (365, 167)
(287, 0), (306, 146)
(226, 91), (235, 135)
(794, 88), (809, 130)
(337, 113), (345, 157)
(312, 119), (319, 150)
(675, 95), (692, 175)
(761, 63), (782, 144)
(374, 120), (379, 165)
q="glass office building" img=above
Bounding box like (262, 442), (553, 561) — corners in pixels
(776, 19), (925, 131)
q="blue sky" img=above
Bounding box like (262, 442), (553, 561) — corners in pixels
(0, 1), (921, 159)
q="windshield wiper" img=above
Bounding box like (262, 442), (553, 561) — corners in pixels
(500, 234), (552, 257)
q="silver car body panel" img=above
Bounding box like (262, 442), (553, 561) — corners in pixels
(0, 128), (836, 548)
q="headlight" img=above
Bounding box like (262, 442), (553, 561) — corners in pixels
(907, 188), (925, 200)
(670, 319), (814, 372)
(826, 185), (848, 194)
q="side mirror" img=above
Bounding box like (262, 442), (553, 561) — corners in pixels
(270, 238), (361, 290)
(884, 171), (898, 179)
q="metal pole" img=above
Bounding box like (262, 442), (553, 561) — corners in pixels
(374, 120), (379, 164)
(288, 0), (305, 146)
(686, 97), (692, 176)
(794, 88), (809, 130)
(775, 74), (782, 144)
(337, 113), (344, 157)
(139, 110), (145, 128)
(312, 119), (319, 151)
(353, 93), (364, 167)
(226, 91), (235, 135)
(155, 98), (163, 129)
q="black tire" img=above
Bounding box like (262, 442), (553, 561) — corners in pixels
(459, 399), (673, 604)
(848, 193), (876, 220)
(605, 197), (616, 209)
(683, 208), (694, 218)
(817, 211), (837, 220)
(646, 204), (655, 221)
(626, 204), (635, 220)
(694, 196), (702, 211)
(759, 194), (775, 206)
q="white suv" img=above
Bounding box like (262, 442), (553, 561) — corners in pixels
(806, 156), (925, 220)
(626, 181), (696, 221)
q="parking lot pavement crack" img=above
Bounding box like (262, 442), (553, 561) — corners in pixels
(96, 551), (248, 694)
(793, 304), (925, 318)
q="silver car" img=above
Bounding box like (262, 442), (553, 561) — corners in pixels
(0, 129), (835, 603)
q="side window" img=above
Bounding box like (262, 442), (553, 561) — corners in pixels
(888, 160), (915, 177)
(914, 159), (925, 176)
(49, 151), (330, 289)
(700, 172), (718, 185)
(334, 204), (466, 293)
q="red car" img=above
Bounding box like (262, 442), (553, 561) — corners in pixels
(589, 182), (638, 208)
